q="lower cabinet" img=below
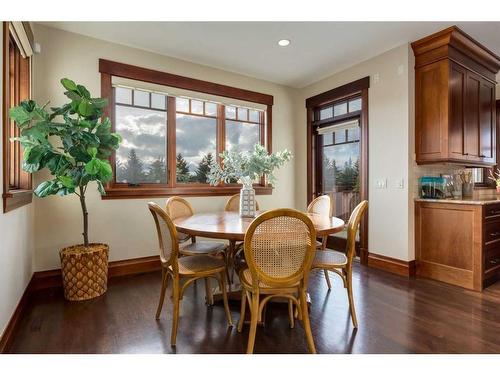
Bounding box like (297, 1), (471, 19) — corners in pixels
(415, 201), (500, 291)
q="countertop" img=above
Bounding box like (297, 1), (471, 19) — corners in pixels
(415, 197), (500, 205)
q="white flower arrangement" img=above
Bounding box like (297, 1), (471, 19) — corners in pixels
(208, 144), (292, 188)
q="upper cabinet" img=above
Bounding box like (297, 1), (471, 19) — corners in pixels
(412, 26), (500, 167)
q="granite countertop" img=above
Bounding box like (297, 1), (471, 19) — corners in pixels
(415, 197), (500, 205)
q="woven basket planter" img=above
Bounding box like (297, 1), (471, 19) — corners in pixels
(60, 243), (109, 301)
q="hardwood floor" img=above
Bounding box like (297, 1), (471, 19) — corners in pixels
(8, 263), (500, 354)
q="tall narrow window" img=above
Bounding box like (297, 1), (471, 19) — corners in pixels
(2, 22), (33, 212)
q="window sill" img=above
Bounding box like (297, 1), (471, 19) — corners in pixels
(101, 185), (273, 200)
(2, 189), (33, 213)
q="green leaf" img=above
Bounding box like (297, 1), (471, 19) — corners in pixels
(22, 160), (41, 173)
(25, 145), (48, 165)
(58, 175), (74, 188)
(78, 100), (94, 117)
(61, 78), (77, 91)
(45, 153), (71, 175)
(64, 90), (82, 101)
(76, 85), (91, 99)
(91, 98), (108, 109)
(87, 147), (97, 158)
(9, 106), (31, 125)
(34, 180), (59, 197)
(85, 158), (112, 181)
(96, 180), (106, 195)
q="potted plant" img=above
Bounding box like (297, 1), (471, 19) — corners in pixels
(208, 144), (292, 217)
(488, 168), (500, 194)
(9, 78), (121, 301)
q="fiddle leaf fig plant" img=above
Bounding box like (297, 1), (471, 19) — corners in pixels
(9, 78), (122, 247)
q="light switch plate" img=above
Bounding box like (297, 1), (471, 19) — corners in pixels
(375, 178), (387, 189)
(395, 179), (404, 189)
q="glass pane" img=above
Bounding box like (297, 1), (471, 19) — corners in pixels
(334, 102), (348, 117)
(237, 107), (248, 121)
(134, 90), (150, 107)
(322, 132), (334, 145)
(176, 114), (217, 183)
(347, 127), (360, 142)
(249, 110), (260, 123)
(335, 129), (346, 144)
(349, 98), (362, 112)
(322, 142), (360, 221)
(191, 100), (204, 115)
(176, 97), (189, 112)
(225, 106), (236, 119)
(115, 87), (132, 105)
(320, 107), (333, 120)
(205, 102), (217, 116)
(151, 93), (166, 110)
(473, 168), (484, 183)
(115, 105), (167, 184)
(226, 120), (260, 153)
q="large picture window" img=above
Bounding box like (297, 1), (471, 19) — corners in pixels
(2, 22), (33, 212)
(99, 59), (273, 198)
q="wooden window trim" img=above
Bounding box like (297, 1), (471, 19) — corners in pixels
(99, 59), (274, 199)
(2, 22), (32, 213)
(306, 77), (369, 265)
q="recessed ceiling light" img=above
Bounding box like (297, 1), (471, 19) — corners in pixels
(278, 39), (291, 47)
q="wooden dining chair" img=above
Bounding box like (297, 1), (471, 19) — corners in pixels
(166, 196), (229, 303)
(237, 209), (317, 354)
(307, 195), (333, 288)
(148, 202), (233, 346)
(311, 200), (368, 328)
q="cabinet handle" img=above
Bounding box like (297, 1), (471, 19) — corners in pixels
(463, 152), (469, 156)
(490, 210), (500, 215)
(480, 154), (486, 158)
(490, 232), (500, 237)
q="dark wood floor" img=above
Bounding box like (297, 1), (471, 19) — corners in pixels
(8, 263), (500, 354)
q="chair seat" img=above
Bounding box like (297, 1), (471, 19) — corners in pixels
(179, 241), (226, 256)
(240, 268), (299, 291)
(312, 249), (348, 268)
(176, 255), (226, 276)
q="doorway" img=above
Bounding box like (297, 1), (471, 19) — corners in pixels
(306, 77), (369, 263)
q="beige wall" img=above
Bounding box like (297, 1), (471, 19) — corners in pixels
(294, 44), (415, 261)
(0, 27), (35, 338)
(32, 24), (298, 271)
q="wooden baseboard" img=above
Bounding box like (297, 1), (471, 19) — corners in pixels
(0, 255), (161, 353)
(367, 253), (416, 277)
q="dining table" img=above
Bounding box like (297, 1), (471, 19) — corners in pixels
(173, 211), (345, 303)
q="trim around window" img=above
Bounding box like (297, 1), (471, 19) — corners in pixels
(2, 22), (33, 212)
(99, 59), (274, 199)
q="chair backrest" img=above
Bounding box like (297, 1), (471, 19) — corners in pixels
(224, 194), (260, 212)
(244, 208), (316, 288)
(148, 202), (179, 269)
(166, 196), (194, 242)
(307, 195), (331, 217)
(345, 200), (368, 263)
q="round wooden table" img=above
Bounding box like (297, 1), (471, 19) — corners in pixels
(173, 211), (345, 308)
(173, 211), (345, 242)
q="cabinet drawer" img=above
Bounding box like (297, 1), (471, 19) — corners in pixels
(485, 246), (500, 271)
(485, 204), (500, 219)
(485, 220), (500, 244)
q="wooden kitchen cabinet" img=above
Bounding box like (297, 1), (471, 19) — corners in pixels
(412, 26), (500, 167)
(415, 200), (500, 290)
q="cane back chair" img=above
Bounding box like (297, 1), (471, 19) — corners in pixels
(307, 195), (334, 288)
(237, 208), (317, 354)
(311, 200), (368, 328)
(148, 202), (233, 346)
(166, 196), (229, 303)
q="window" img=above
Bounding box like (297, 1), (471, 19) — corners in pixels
(2, 22), (33, 212)
(99, 58), (273, 198)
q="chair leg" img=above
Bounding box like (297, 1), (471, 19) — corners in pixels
(171, 277), (181, 347)
(219, 274), (233, 326)
(204, 278), (213, 306)
(237, 289), (247, 332)
(346, 269), (358, 328)
(300, 289), (316, 354)
(246, 292), (259, 354)
(323, 269), (332, 290)
(223, 251), (231, 290)
(155, 268), (168, 320)
(288, 300), (295, 328)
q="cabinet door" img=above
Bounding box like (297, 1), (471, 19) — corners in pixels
(464, 70), (481, 161)
(449, 62), (466, 159)
(479, 78), (496, 164)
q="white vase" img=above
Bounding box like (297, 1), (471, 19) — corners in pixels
(239, 184), (256, 218)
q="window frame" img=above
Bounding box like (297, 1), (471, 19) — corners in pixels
(2, 22), (33, 212)
(99, 59), (273, 199)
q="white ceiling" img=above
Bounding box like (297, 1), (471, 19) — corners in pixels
(39, 22), (500, 88)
